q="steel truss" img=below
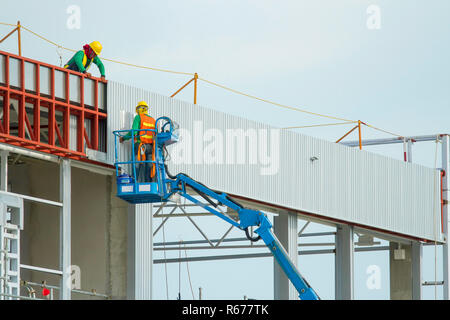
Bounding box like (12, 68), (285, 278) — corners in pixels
(151, 198), (388, 264)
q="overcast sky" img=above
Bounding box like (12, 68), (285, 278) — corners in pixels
(1, 0), (449, 300)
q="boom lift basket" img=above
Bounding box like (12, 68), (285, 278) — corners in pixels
(113, 116), (178, 204)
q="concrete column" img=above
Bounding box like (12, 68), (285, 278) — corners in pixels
(127, 203), (153, 299)
(335, 224), (354, 300)
(442, 135), (450, 299)
(273, 211), (298, 300)
(412, 242), (423, 300)
(389, 242), (415, 300)
(108, 176), (128, 299)
(59, 159), (71, 300)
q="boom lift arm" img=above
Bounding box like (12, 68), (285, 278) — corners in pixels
(113, 117), (319, 300)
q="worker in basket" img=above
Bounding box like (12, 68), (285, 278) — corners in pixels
(64, 41), (106, 79)
(119, 101), (156, 183)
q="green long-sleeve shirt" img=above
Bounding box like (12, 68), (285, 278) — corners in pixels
(123, 114), (156, 143)
(65, 50), (105, 76)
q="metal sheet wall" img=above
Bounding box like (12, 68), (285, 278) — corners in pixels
(106, 81), (441, 241)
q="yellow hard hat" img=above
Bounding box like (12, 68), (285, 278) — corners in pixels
(89, 41), (102, 55)
(136, 101), (149, 112)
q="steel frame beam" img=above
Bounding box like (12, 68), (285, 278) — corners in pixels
(153, 232), (336, 247)
(153, 198), (240, 250)
(154, 246), (390, 264)
(0, 50), (107, 159)
(341, 134), (447, 147)
(59, 159), (71, 300)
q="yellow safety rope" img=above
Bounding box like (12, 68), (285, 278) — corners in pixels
(0, 22), (19, 27)
(101, 56), (194, 76)
(282, 121), (357, 130)
(1, 21), (406, 139)
(20, 25), (75, 52)
(20, 25), (193, 76)
(362, 122), (403, 138)
(199, 77), (353, 122)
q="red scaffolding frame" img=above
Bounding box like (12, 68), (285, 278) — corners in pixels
(0, 50), (107, 160)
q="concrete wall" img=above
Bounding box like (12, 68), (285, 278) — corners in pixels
(8, 157), (128, 299)
(389, 242), (413, 300)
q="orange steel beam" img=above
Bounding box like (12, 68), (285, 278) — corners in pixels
(194, 73), (198, 105)
(17, 21), (22, 56)
(0, 27), (19, 44)
(55, 122), (65, 148)
(24, 111), (35, 141)
(335, 125), (359, 143)
(170, 73), (199, 104)
(170, 77), (195, 98)
(84, 127), (92, 149)
(358, 120), (362, 150)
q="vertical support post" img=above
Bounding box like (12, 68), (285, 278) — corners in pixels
(412, 241), (423, 300)
(59, 159), (71, 300)
(64, 72), (70, 150)
(17, 21), (21, 56)
(407, 139), (413, 163)
(127, 203), (153, 299)
(78, 76), (85, 152)
(18, 59), (25, 139)
(273, 211), (298, 300)
(358, 120), (362, 150)
(91, 79), (99, 150)
(442, 135), (449, 299)
(194, 73), (198, 105)
(403, 138), (407, 162)
(48, 67), (55, 146)
(4, 56), (10, 135)
(34, 64), (40, 142)
(335, 224), (354, 300)
(48, 103), (55, 146)
(0, 151), (8, 191)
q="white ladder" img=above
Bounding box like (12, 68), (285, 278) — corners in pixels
(0, 195), (23, 300)
(1, 222), (20, 298)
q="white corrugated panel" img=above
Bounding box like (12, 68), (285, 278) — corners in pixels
(134, 203), (153, 299)
(106, 81), (441, 241)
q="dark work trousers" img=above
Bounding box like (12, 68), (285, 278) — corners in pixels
(134, 142), (154, 183)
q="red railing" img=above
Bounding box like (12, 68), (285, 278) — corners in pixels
(0, 50), (107, 160)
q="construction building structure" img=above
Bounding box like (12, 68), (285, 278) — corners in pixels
(0, 49), (448, 300)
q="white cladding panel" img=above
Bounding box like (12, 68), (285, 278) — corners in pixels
(106, 81), (441, 241)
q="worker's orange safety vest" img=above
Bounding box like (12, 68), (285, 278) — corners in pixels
(136, 114), (156, 179)
(137, 114), (156, 144)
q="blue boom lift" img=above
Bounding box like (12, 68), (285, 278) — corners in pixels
(113, 117), (319, 300)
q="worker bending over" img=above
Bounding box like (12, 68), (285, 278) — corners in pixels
(120, 101), (156, 183)
(64, 41), (105, 79)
